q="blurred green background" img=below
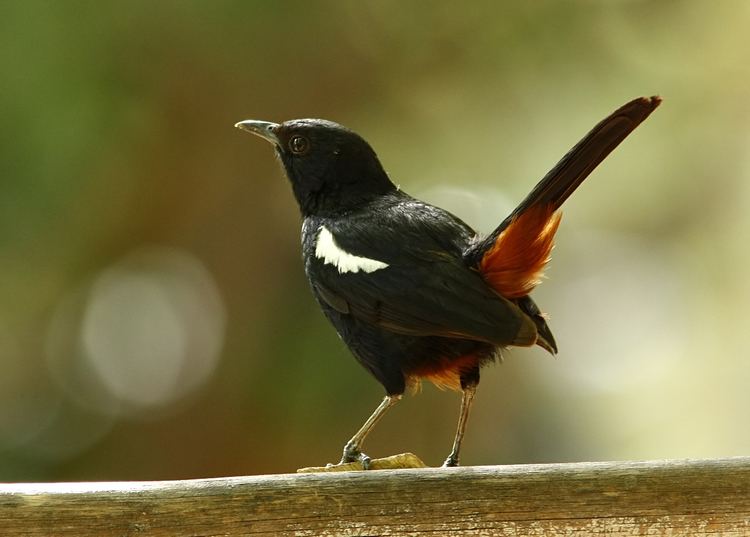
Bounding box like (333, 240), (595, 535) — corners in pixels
(1, 0), (749, 481)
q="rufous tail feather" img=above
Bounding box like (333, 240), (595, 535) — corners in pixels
(478, 204), (561, 299)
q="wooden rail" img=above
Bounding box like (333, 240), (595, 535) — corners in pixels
(2, 457), (749, 536)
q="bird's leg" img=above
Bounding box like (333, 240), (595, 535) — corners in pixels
(336, 394), (401, 469)
(443, 383), (477, 467)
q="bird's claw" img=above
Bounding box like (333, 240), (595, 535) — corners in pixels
(357, 453), (372, 470)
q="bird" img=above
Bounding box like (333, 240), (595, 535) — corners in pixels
(235, 96), (661, 468)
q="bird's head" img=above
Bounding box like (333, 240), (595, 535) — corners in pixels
(235, 118), (395, 216)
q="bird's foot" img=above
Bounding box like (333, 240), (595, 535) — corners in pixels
(442, 454), (459, 467)
(340, 442), (372, 469)
(338, 449), (373, 470)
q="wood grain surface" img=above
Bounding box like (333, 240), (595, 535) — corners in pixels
(2, 457), (749, 536)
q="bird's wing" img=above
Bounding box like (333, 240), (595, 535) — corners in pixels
(304, 199), (537, 347)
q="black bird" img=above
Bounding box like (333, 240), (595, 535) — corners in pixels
(235, 96), (660, 468)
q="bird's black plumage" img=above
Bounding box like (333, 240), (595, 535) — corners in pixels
(301, 191), (534, 395)
(235, 96), (661, 467)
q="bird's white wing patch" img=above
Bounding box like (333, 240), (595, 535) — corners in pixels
(315, 226), (389, 274)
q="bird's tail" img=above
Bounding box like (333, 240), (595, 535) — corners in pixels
(465, 96), (661, 299)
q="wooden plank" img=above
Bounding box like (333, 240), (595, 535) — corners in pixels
(2, 457), (749, 536)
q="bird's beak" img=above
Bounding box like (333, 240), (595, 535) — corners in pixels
(234, 120), (281, 146)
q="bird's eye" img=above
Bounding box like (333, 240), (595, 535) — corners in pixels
(289, 135), (309, 154)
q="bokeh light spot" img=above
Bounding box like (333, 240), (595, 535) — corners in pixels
(78, 247), (226, 412)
